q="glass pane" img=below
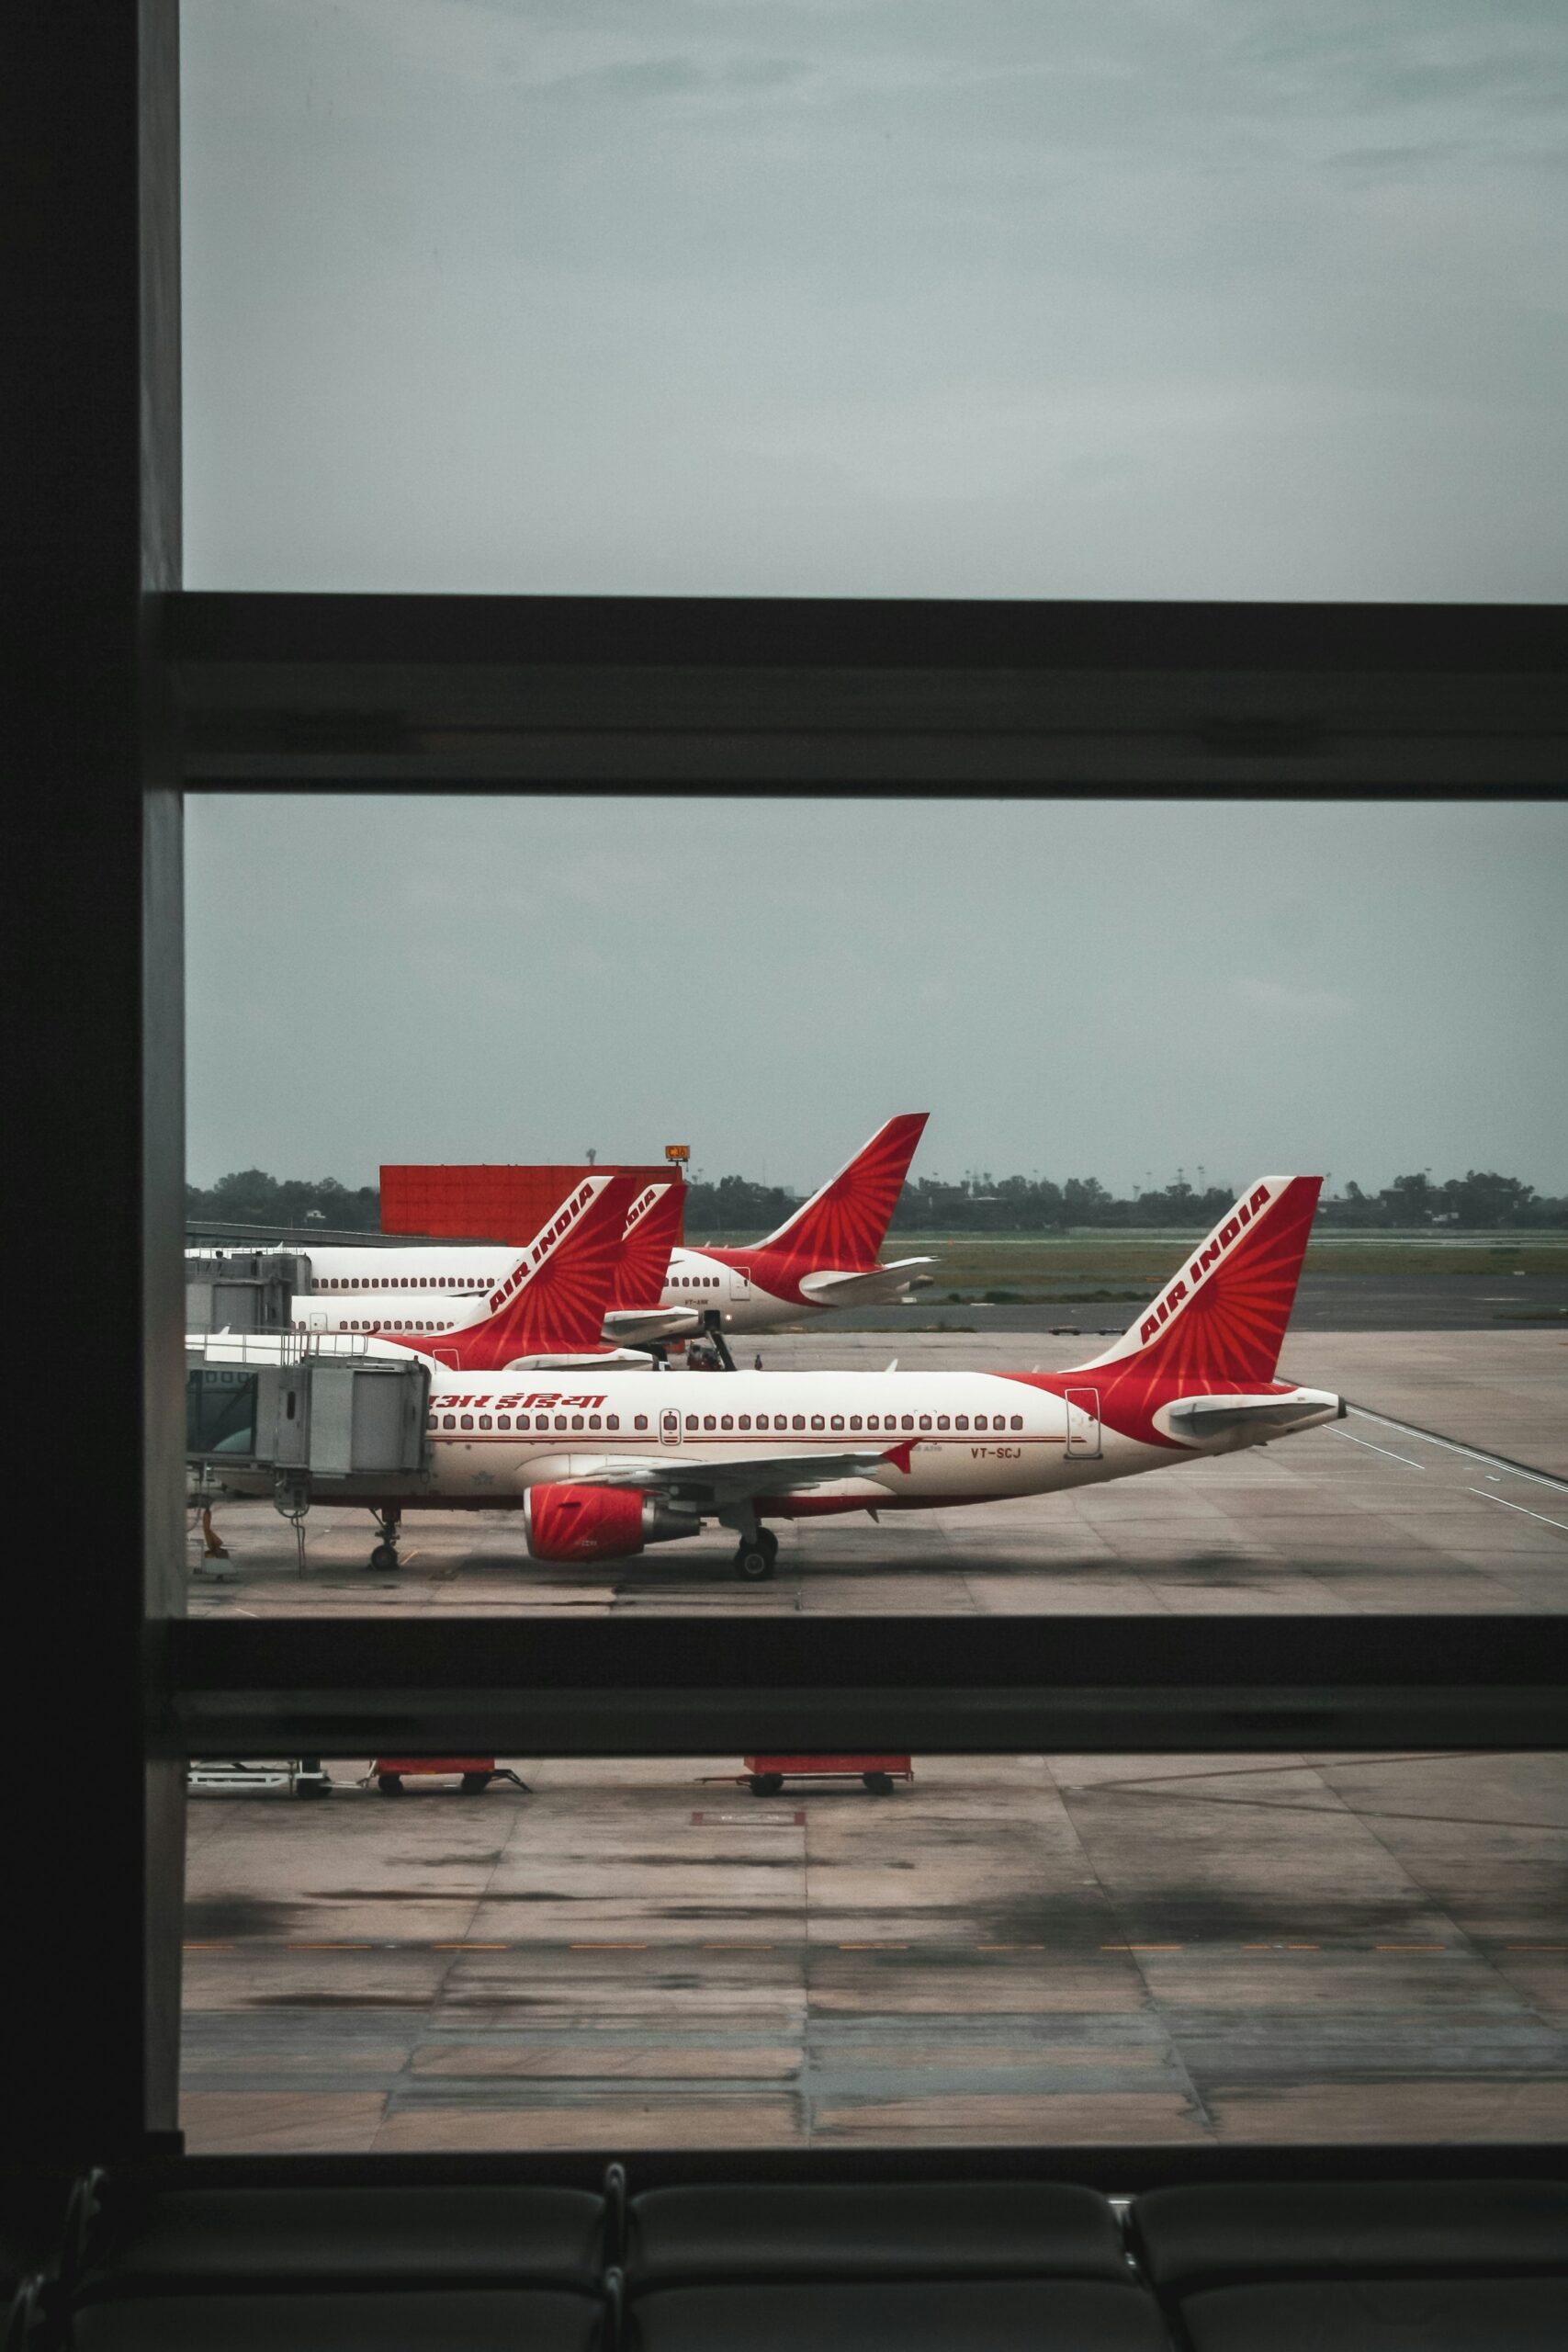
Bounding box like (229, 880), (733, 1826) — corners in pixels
(181, 3), (1568, 597)
(180, 1747), (1568, 2149)
(184, 793), (1568, 1620)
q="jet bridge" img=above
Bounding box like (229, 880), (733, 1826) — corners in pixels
(186, 1340), (431, 1498)
(186, 1250), (310, 1335)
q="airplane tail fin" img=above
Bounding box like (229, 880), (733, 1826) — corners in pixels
(1077, 1175), (1322, 1386)
(757, 1113), (929, 1266)
(612, 1181), (684, 1310)
(436, 1174), (637, 1368)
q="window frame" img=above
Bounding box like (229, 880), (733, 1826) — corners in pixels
(17, 0), (1567, 2172)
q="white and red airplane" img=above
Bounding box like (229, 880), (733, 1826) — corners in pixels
(231, 1174), (1341, 1577)
(275, 1176), (690, 1368)
(220, 1114), (937, 1340)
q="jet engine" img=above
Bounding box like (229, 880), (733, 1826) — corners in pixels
(523, 1483), (693, 1564)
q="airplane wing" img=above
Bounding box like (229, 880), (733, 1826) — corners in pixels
(796, 1258), (937, 1307)
(548, 1438), (916, 1505)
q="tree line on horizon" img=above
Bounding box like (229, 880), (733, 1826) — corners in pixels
(186, 1164), (1565, 1238)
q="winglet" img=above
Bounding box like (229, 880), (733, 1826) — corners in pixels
(880, 1436), (918, 1475)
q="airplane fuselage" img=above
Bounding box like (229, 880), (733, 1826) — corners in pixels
(211, 1241), (925, 1337)
(219, 1367), (1338, 1520)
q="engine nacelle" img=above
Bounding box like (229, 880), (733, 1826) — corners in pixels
(523, 1483), (692, 1564)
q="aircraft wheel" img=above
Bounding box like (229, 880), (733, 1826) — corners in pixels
(376, 1773), (404, 1797)
(863, 1772), (895, 1796)
(459, 1772), (491, 1796)
(750, 1773), (785, 1798)
(369, 1543), (400, 1573)
(736, 1541), (773, 1582)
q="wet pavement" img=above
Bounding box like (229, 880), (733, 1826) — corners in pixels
(187, 1331), (1568, 1616)
(181, 1748), (1568, 2152)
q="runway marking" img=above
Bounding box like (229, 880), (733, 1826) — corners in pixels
(1467, 1487), (1568, 1535)
(286, 1943), (375, 1951)
(1102, 1944), (1182, 1951)
(1506, 1944), (1568, 1952)
(1333, 1430), (1426, 1471)
(1375, 1943), (1448, 1952)
(1346, 1408), (1568, 1496)
(570, 1942), (649, 1951)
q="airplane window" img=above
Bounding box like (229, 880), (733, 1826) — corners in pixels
(849, 1415), (862, 1431)
(901, 1414), (915, 1431)
(589, 1414), (602, 1430)
(919, 1415), (932, 1431)
(442, 1414), (456, 1430)
(1010, 1415), (1023, 1431)
(937, 1415), (950, 1431)
(810, 1413), (825, 1431)
(554, 1414), (568, 1431)
(572, 1415), (584, 1431)
(425, 1412), (436, 1430)
(703, 1414), (716, 1430)
(720, 1414), (733, 1431)
(478, 1414), (491, 1430)
(634, 1416), (648, 1431)
(497, 1414), (510, 1430)
(459, 1414), (474, 1430)
(685, 1415), (699, 1432)
(866, 1414), (878, 1431)
(738, 1414), (750, 1431)
(975, 1415), (988, 1432)
(607, 1415), (620, 1431)
(793, 1414), (807, 1431)
(829, 1414), (844, 1431)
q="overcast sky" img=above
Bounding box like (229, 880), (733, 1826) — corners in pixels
(182, 0), (1568, 598)
(186, 797), (1568, 1196)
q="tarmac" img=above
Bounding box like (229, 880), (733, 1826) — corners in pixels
(182, 1747), (1568, 2153)
(187, 1329), (1568, 1616)
(181, 1322), (1568, 2153)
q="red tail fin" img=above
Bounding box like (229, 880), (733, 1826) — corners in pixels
(1080, 1175), (1322, 1386)
(757, 1114), (928, 1268)
(397, 1174), (635, 1371)
(612, 1182), (684, 1310)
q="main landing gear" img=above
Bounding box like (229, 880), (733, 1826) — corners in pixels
(367, 1508), (402, 1573)
(734, 1528), (779, 1582)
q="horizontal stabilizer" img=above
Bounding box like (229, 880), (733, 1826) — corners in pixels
(1164, 1389), (1343, 1444)
(797, 1257), (937, 1307)
(602, 1306), (706, 1343)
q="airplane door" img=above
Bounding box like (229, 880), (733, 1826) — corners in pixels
(660, 1407), (682, 1448)
(1064, 1386), (1101, 1460)
(729, 1265), (751, 1300)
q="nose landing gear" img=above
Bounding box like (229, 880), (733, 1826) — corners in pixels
(367, 1508), (402, 1572)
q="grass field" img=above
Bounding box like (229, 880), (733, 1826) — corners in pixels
(680, 1230), (1568, 1300)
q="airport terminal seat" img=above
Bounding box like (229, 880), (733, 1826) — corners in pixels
(625, 2277), (1169, 2352)
(70, 2180), (606, 2298)
(622, 2179), (1129, 2290)
(1131, 2180), (1568, 2352)
(621, 2182), (1168, 2351)
(64, 2287), (608, 2350)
